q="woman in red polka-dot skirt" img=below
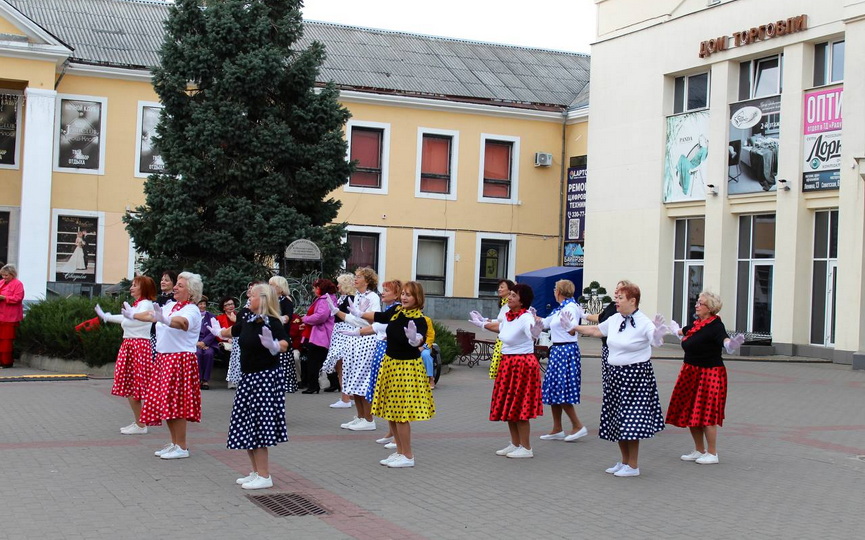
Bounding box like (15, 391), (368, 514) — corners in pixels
(470, 283), (544, 459)
(665, 291), (744, 465)
(139, 271), (204, 460)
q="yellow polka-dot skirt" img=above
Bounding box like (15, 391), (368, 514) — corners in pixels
(489, 339), (503, 379)
(371, 355), (436, 422)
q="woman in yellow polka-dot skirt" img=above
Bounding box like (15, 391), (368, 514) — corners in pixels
(356, 281), (434, 468)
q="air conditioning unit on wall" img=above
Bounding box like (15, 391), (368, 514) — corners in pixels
(534, 152), (553, 167)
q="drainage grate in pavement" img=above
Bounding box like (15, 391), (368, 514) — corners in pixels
(247, 493), (331, 517)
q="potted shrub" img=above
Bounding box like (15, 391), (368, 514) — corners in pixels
(602, 295), (613, 308)
(589, 280), (600, 295)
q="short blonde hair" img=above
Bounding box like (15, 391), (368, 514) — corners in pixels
(355, 266), (379, 291)
(268, 275), (290, 297)
(178, 271), (204, 303)
(336, 273), (356, 295)
(555, 279), (575, 298)
(251, 283), (282, 318)
(699, 291), (723, 315)
(0, 264), (17, 278)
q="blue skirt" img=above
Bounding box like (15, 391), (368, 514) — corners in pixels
(542, 342), (581, 405)
(227, 368), (288, 450)
(599, 360), (665, 442)
(364, 340), (388, 402)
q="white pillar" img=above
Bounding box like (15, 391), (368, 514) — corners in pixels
(18, 87), (56, 302)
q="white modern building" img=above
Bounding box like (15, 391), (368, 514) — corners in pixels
(585, 0), (865, 367)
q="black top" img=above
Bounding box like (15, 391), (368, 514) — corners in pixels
(155, 292), (174, 306)
(278, 295), (295, 333)
(230, 314), (289, 373)
(337, 294), (354, 314)
(680, 317), (727, 368)
(598, 302), (618, 347)
(373, 306), (428, 360)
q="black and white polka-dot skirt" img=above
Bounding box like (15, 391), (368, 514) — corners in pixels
(226, 368), (288, 450)
(599, 360), (665, 442)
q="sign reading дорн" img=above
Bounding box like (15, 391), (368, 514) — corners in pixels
(698, 14), (807, 59)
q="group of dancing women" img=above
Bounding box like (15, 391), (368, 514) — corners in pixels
(470, 278), (743, 477)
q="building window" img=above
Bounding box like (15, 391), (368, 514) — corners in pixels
(478, 134), (519, 203)
(478, 239), (510, 297)
(420, 134), (452, 194)
(739, 54), (783, 100)
(673, 72), (710, 114)
(346, 232), (379, 274)
(349, 126), (383, 188)
(811, 210), (838, 346)
(0, 210), (10, 264)
(814, 40), (844, 87)
(736, 214), (775, 334)
(416, 236), (448, 296)
(672, 218), (705, 324)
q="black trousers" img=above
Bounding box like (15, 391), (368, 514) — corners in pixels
(302, 343), (328, 391)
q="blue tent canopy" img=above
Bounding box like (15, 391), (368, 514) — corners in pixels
(515, 266), (584, 317)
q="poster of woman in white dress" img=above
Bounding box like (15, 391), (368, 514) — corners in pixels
(55, 215), (98, 282)
(663, 111), (710, 202)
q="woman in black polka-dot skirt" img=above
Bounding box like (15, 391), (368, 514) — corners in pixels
(570, 282), (669, 478)
(213, 284), (290, 490)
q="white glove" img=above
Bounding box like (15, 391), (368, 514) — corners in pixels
(94, 304), (110, 322)
(651, 324), (669, 347)
(530, 319), (543, 339)
(325, 294), (340, 315)
(469, 310), (487, 323)
(207, 320), (222, 339)
(469, 311), (487, 329)
(652, 313), (666, 329)
(152, 305), (170, 325)
(121, 302), (135, 320)
(337, 327), (361, 337)
(259, 326), (281, 356)
(724, 334), (745, 354)
(347, 297), (363, 318)
(528, 306), (537, 317)
(405, 320), (423, 347)
(357, 296), (371, 313)
(668, 320), (683, 340)
(559, 309), (575, 331)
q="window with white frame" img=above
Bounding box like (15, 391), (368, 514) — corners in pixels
(417, 128), (458, 199)
(478, 238), (511, 297)
(673, 72), (710, 114)
(810, 210), (838, 346)
(415, 233), (454, 297)
(346, 121), (389, 192)
(0, 91), (23, 169)
(479, 134), (519, 203)
(738, 54), (783, 100)
(672, 218), (705, 325)
(736, 214), (775, 334)
(813, 40), (844, 87)
(346, 231), (380, 274)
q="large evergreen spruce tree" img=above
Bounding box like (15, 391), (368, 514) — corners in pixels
(125, 0), (352, 298)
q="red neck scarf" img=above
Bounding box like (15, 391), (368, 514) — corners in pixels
(682, 315), (717, 341)
(170, 301), (190, 314)
(505, 308), (527, 322)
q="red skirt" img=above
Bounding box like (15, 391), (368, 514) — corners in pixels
(666, 363), (727, 427)
(489, 353), (543, 422)
(111, 338), (154, 400)
(139, 352), (201, 425)
(0, 321), (18, 367)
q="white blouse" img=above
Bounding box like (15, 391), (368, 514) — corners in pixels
(598, 310), (655, 366)
(541, 302), (580, 344)
(155, 302), (202, 354)
(104, 299), (154, 339)
(499, 311), (535, 355)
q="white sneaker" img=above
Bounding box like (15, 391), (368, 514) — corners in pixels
(696, 453), (719, 465)
(384, 442), (397, 450)
(340, 417), (360, 429)
(120, 423), (137, 434)
(227, 382), (237, 389)
(506, 446), (534, 459)
(495, 443), (518, 456)
(160, 446), (190, 460)
(387, 455), (415, 468)
(242, 475), (273, 490)
(236, 472), (258, 485)
(154, 443), (176, 457)
(613, 465), (640, 477)
(330, 400), (352, 409)
(348, 418), (376, 431)
(380, 453), (400, 466)
(605, 462), (624, 474)
(564, 426), (588, 442)
(376, 436), (394, 444)
(539, 431), (565, 441)
(680, 450), (705, 461)
(121, 423), (147, 435)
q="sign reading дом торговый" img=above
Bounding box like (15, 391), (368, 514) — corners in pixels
(803, 86), (842, 192)
(698, 14), (807, 58)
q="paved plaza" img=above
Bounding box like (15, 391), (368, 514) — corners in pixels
(1, 335), (863, 539)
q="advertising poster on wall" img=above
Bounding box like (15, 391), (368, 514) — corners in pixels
(565, 167), (586, 242)
(57, 98), (103, 172)
(802, 86), (842, 191)
(728, 96), (781, 194)
(55, 215), (98, 283)
(663, 111), (710, 202)
(138, 104), (167, 176)
(563, 242), (584, 267)
(0, 93), (20, 168)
